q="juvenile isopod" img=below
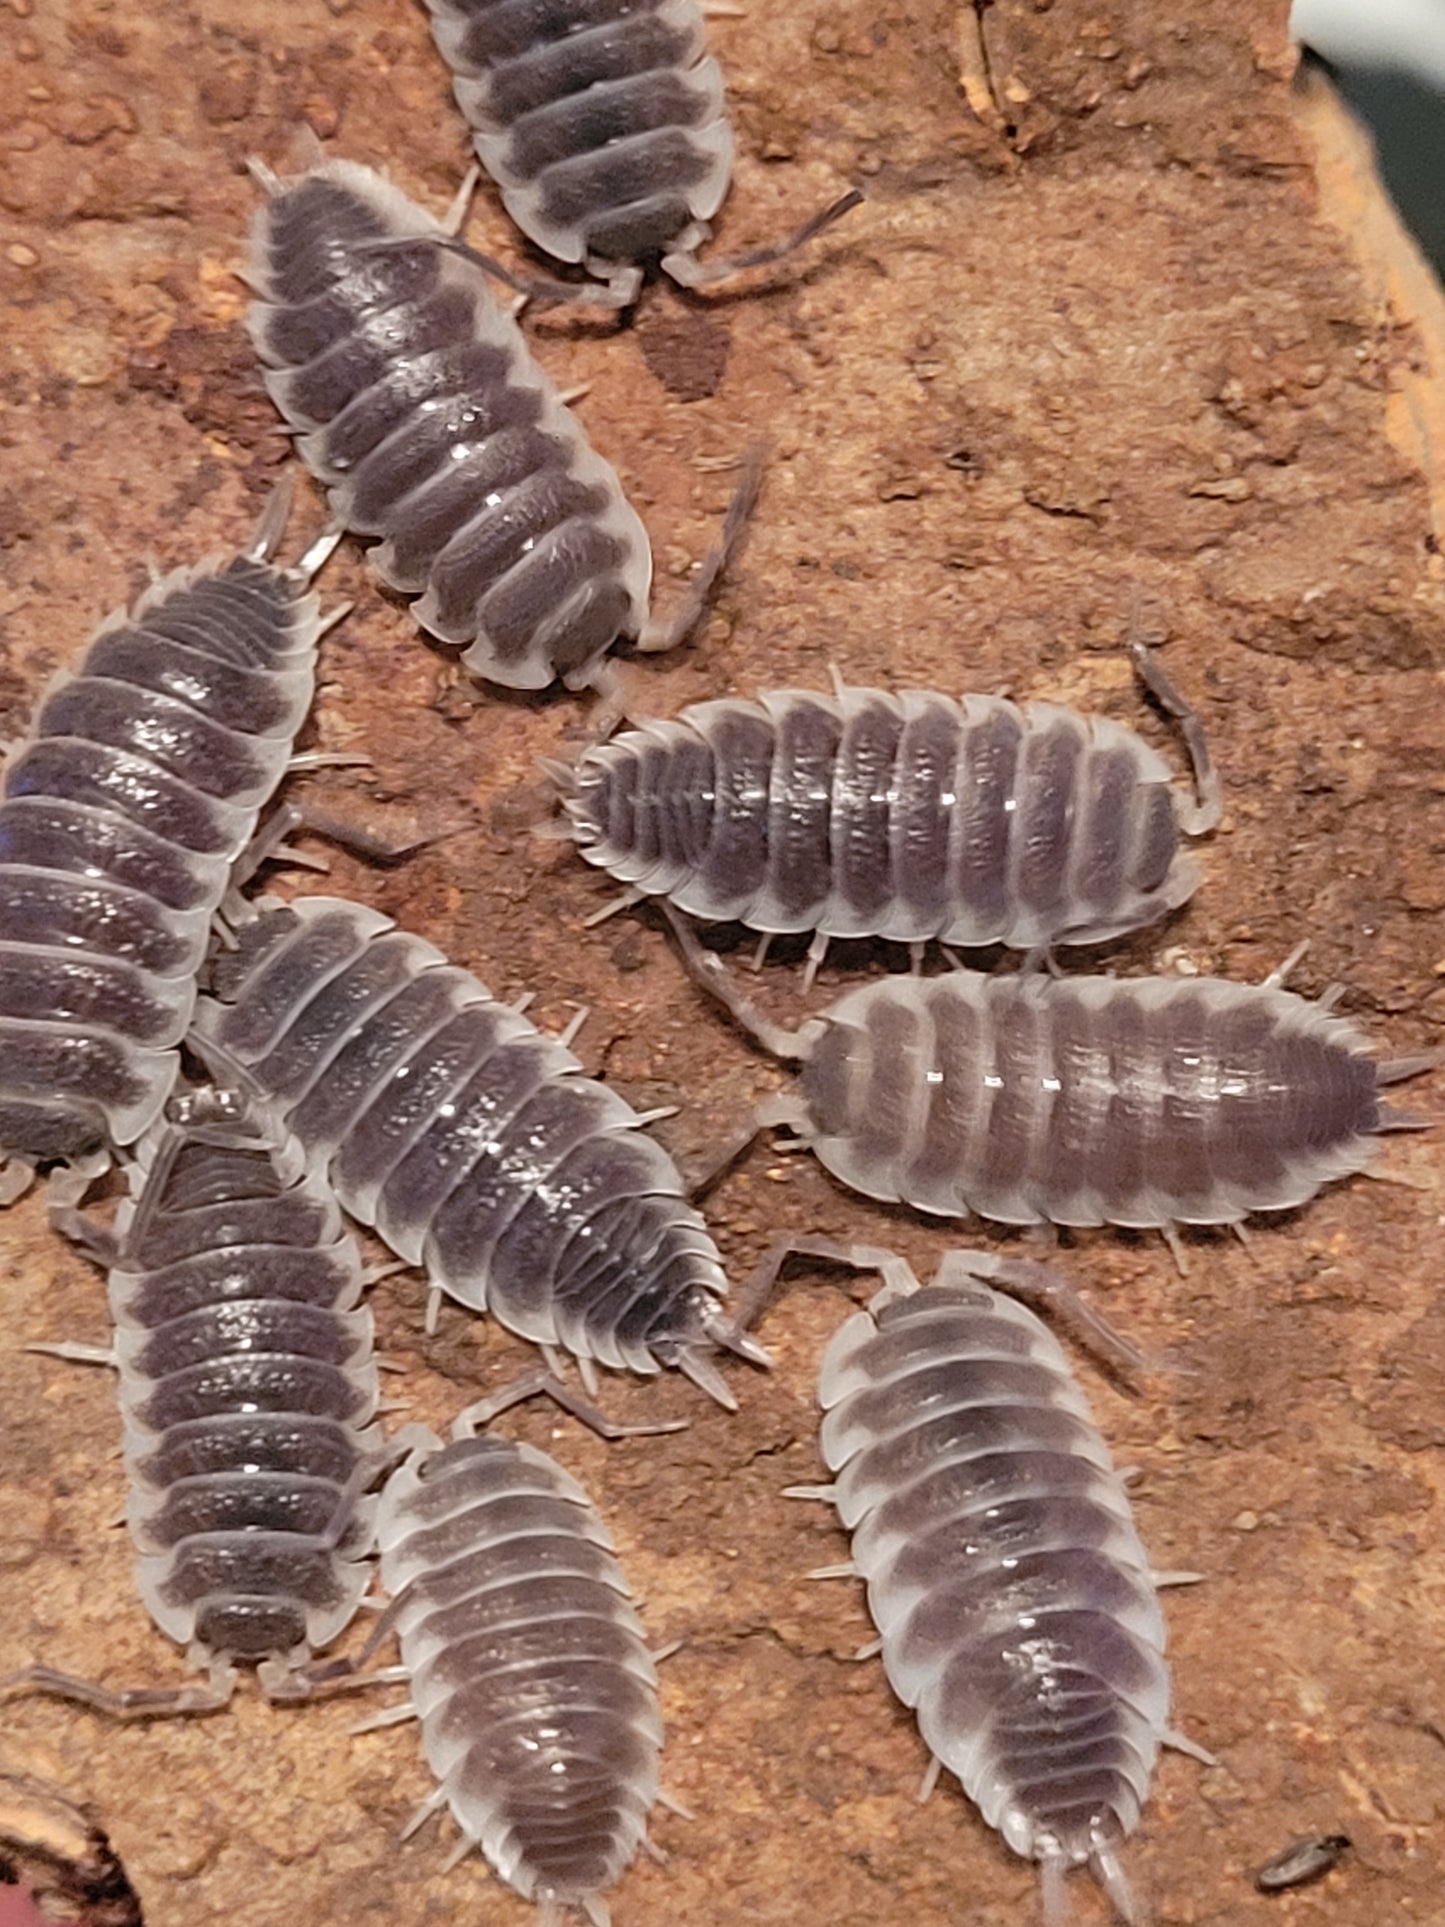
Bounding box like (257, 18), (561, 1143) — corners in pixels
(0, 484), (334, 1205)
(1254, 1832), (1350, 1894)
(247, 155), (750, 696)
(774, 1241), (1205, 1926)
(670, 923), (1437, 1259)
(3, 1089), (381, 1714)
(192, 894), (766, 1404)
(421, 0), (860, 307)
(364, 1389), (670, 1925)
(557, 645), (1221, 975)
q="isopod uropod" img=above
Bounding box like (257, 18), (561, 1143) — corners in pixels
(778, 1242), (1199, 1926)
(670, 925), (1435, 1255)
(5, 1089), (380, 1713)
(0, 486), (332, 1206)
(557, 646), (1221, 972)
(249, 154), (719, 695)
(371, 1404), (666, 1925)
(193, 894), (765, 1404)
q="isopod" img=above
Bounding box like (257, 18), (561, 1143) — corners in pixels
(248, 155), (731, 695)
(671, 923), (1436, 1255)
(778, 1242), (1199, 1925)
(0, 483), (332, 1206)
(192, 893), (764, 1404)
(369, 1398), (666, 1925)
(557, 646), (1221, 972)
(421, 0), (858, 307)
(1254, 1832), (1350, 1894)
(4, 1088), (380, 1712)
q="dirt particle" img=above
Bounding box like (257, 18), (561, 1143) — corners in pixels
(198, 60), (258, 125)
(1190, 475), (1254, 501)
(610, 933), (648, 974)
(1371, 1305), (1445, 1450)
(637, 306), (731, 402)
(52, 93), (137, 145)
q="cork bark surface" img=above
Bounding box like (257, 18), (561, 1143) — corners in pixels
(1, 2), (1443, 1923)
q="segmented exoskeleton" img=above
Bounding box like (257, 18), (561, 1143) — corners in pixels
(669, 923), (1437, 1256)
(5, 1090), (380, 1713)
(0, 487), (330, 1205)
(193, 894), (762, 1405)
(423, 0), (734, 308)
(374, 1416), (664, 1925)
(558, 647), (1221, 975)
(781, 1244), (1188, 1925)
(247, 156), (661, 693)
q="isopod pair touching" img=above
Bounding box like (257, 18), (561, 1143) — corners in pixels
(7, 1091), (671, 1927)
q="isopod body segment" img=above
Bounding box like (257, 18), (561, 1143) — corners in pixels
(193, 894), (759, 1403)
(0, 491), (327, 1203)
(792, 1248), (1175, 1923)
(561, 671), (1218, 961)
(247, 156), (654, 693)
(422, 0), (733, 306)
(376, 1423), (663, 1923)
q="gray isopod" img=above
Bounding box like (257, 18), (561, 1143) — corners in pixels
(0, 486), (332, 1206)
(369, 1410), (666, 1925)
(192, 894), (764, 1404)
(248, 155), (672, 694)
(673, 927), (1435, 1252)
(421, 0), (858, 306)
(780, 1243), (1193, 1925)
(5, 1090), (380, 1713)
(558, 648), (1221, 974)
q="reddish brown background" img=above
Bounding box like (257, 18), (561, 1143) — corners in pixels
(2, 2), (1443, 1922)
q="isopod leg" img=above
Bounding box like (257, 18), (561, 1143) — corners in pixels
(48, 1205), (120, 1266)
(684, 1116), (767, 1203)
(1260, 939), (1310, 990)
(1162, 1725), (1218, 1766)
(936, 1251), (1152, 1384)
(244, 468), (296, 562)
(802, 930), (830, 994)
(732, 1234), (920, 1332)
(450, 1368), (688, 1442)
(661, 901), (820, 1062)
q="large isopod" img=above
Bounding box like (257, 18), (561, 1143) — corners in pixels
(369, 1401), (667, 1925)
(249, 155), (747, 695)
(4, 1089), (380, 1714)
(0, 486), (332, 1205)
(776, 1241), (1201, 1925)
(672, 924), (1436, 1253)
(193, 894), (764, 1404)
(558, 647), (1221, 971)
